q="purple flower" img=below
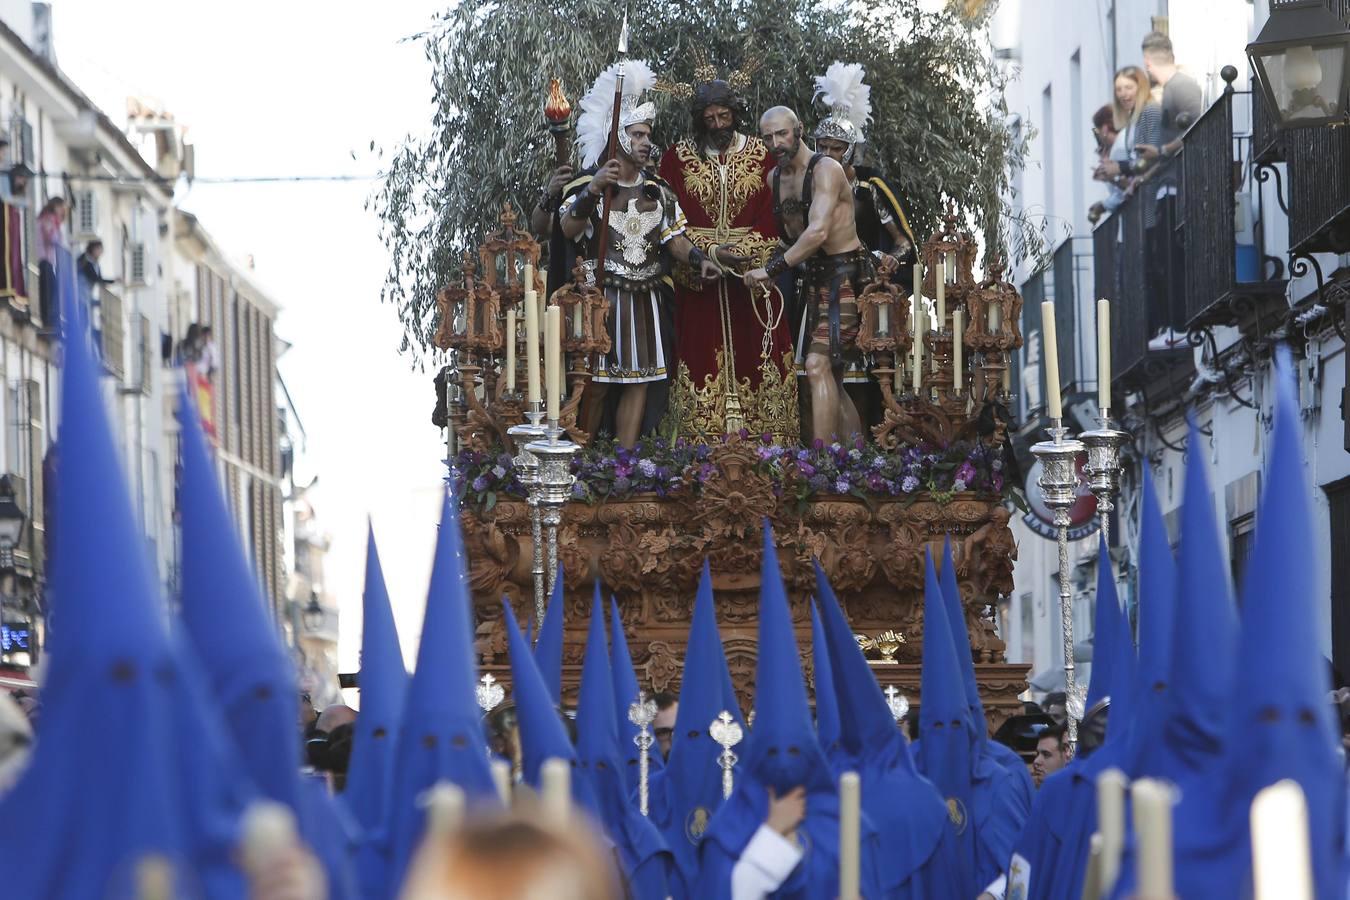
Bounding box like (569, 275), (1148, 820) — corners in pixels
(870, 456), (886, 470)
(901, 475), (920, 493)
(992, 474), (1005, 492)
(491, 465), (507, 479)
(953, 479), (967, 492)
(471, 475), (489, 492)
(638, 459), (657, 478)
(798, 461), (816, 477)
(834, 477), (850, 493)
(992, 458), (1004, 471)
(497, 453), (514, 469)
(614, 476), (631, 493)
(957, 462), (977, 484)
(808, 474), (829, 492)
(867, 473), (885, 491)
(571, 482), (587, 498)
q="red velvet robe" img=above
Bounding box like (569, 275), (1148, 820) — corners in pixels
(658, 135), (791, 392)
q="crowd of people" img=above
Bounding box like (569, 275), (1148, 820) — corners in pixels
(1088, 31), (1203, 353)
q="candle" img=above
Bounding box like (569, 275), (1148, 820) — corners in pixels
(989, 301), (1001, 333)
(911, 260), (923, 393)
(879, 301), (890, 336)
(545, 305), (562, 422)
(523, 262), (532, 294)
(839, 771), (861, 899)
(1097, 297), (1111, 411)
(572, 303), (583, 339)
(1041, 300), (1062, 420)
(541, 757), (571, 826)
(505, 308), (517, 394)
(491, 759), (513, 806)
(945, 252), (955, 284)
(936, 254), (946, 327)
(1252, 780), (1313, 900)
(911, 296), (924, 393)
(423, 782), (466, 837)
(524, 289), (541, 405)
(1131, 779), (1174, 900)
(952, 310), (963, 395)
(1097, 768), (1127, 895)
(1003, 362), (1011, 393)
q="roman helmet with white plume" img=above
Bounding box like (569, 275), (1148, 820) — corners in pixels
(577, 59), (658, 169)
(813, 61), (872, 165)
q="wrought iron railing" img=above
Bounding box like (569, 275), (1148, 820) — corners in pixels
(1092, 171), (1158, 387)
(1051, 239), (1077, 390)
(1251, 82), (1284, 165)
(1288, 124), (1350, 255)
(1181, 87), (1237, 326)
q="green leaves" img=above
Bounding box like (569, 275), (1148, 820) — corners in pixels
(376, 0), (1031, 360)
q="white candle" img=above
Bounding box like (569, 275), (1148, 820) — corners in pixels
(423, 782), (466, 837)
(1097, 768), (1127, 895)
(1131, 779), (1174, 900)
(945, 252), (955, 284)
(912, 260), (923, 393)
(541, 757), (571, 826)
(839, 771), (861, 900)
(911, 297), (924, 393)
(952, 309), (963, 395)
(1041, 300), (1062, 420)
(524, 290), (541, 405)
(572, 303), (583, 339)
(545, 305), (562, 422)
(491, 759), (512, 806)
(879, 302), (890, 336)
(989, 301), (1001, 333)
(505, 308), (517, 394)
(936, 254), (946, 327)
(1252, 780), (1313, 900)
(1097, 297), (1111, 411)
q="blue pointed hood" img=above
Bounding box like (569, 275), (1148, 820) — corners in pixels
(809, 598), (841, 760)
(610, 594), (664, 795)
(915, 547), (977, 895)
(1157, 420), (1238, 783)
(578, 583), (674, 896)
(178, 382), (301, 812)
(939, 535), (984, 731)
(384, 493), (499, 894)
(344, 527), (408, 840)
(697, 523), (868, 899)
(814, 560), (952, 893)
(1085, 535), (1118, 715)
(503, 599), (599, 814)
(1124, 464), (1177, 778)
(1218, 350), (1344, 894)
(534, 567), (565, 705)
(648, 558), (742, 887)
(0, 257), (248, 898)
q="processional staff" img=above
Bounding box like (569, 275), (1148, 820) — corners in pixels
(710, 710), (743, 800)
(592, 16), (629, 279)
(628, 690), (658, 816)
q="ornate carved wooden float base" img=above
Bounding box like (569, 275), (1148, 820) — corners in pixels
(463, 440), (1028, 734)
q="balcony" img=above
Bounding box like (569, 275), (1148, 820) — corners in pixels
(98, 286), (125, 380)
(1180, 86), (1287, 331)
(1288, 124), (1350, 256)
(1251, 84), (1284, 166)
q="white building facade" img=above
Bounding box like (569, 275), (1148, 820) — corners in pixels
(993, 0), (1350, 689)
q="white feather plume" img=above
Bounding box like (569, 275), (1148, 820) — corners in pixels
(577, 59), (658, 168)
(813, 61), (871, 132)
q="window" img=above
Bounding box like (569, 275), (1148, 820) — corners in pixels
(1230, 513), (1255, 596)
(1326, 477), (1350, 676)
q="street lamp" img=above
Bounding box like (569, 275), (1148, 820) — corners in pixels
(0, 475), (28, 573)
(1248, 0), (1350, 129)
(303, 590), (324, 633)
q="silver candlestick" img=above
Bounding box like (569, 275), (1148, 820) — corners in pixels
(710, 710), (743, 800)
(526, 422), (580, 598)
(1030, 420), (1087, 750)
(509, 403), (548, 632)
(1080, 411), (1130, 549)
(628, 690), (658, 816)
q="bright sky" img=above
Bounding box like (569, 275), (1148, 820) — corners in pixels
(51, 0), (449, 673)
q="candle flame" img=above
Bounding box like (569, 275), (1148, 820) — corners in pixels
(545, 78), (572, 123)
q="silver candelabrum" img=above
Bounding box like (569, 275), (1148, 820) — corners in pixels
(1080, 410), (1130, 549)
(710, 710), (743, 800)
(508, 402), (548, 632)
(1030, 421), (1087, 750)
(525, 421), (580, 603)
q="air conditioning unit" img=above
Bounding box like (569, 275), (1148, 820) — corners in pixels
(129, 243), (148, 286)
(74, 189), (98, 237)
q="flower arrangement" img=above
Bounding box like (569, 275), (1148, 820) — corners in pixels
(453, 433), (1008, 512)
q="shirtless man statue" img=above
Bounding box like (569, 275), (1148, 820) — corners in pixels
(744, 106), (868, 444)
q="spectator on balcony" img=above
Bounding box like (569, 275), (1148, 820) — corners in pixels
(1134, 32), (1202, 350)
(77, 240), (112, 349)
(198, 324), (219, 377)
(1091, 66), (1160, 221)
(1087, 105), (1117, 224)
(36, 197), (66, 329)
